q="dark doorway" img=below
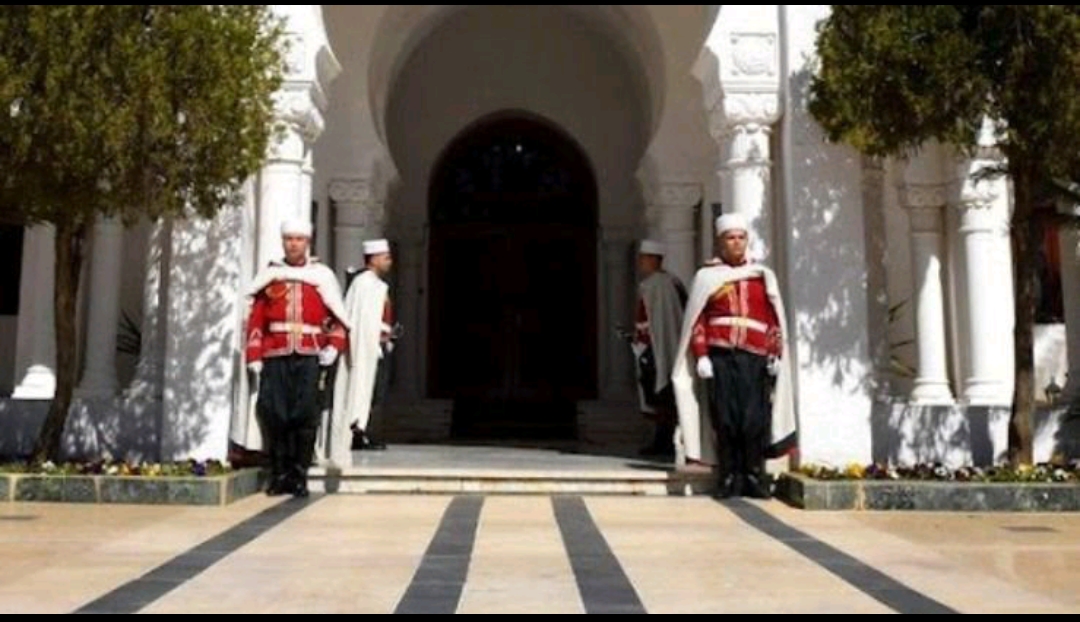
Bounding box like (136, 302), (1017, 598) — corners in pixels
(427, 111), (598, 440)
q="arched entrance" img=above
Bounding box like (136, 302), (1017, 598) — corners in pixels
(427, 111), (598, 440)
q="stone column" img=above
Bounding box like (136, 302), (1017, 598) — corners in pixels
(124, 218), (169, 401)
(953, 155), (1012, 405)
(900, 180), (955, 404)
(75, 216), (124, 398)
(329, 172), (387, 278)
(693, 16), (782, 262)
(257, 124), (307, 269)
(394, 225), (424, 397)
(300, 149), (315, 225)
(600, 228), (636, 400)
(12, 224), (57, 399)
(642, 179), (702, 287)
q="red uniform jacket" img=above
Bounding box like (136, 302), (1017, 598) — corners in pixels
(691, 275), (781, 359)
(380, 297), (395, 345)
(245, 277), (349, 363)
(633, 297), (651, 347)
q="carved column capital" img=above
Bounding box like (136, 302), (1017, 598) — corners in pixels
(329, 176), (386, 230)
(274, 87), (325, 145)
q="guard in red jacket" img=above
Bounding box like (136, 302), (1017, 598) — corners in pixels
(245, 218), (351, 497)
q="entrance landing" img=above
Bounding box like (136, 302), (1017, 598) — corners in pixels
(311, 444), (715, 496)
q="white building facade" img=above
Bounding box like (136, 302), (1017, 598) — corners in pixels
(2, 5), (1077, 468)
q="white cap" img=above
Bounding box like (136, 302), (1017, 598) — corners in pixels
(715, 212), (749, 236)
(280, 218), (313, 238)
(363, 238), (391, 255)
(639, 239), (665, 256)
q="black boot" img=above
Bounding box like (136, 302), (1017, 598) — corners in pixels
(742, 440), (771, 499)
(352, 424), (386, 451)
(266, 472), (290, 496)
(266, 438), (290, 496)
(714, 432), (742, 499)
(290, 465), (309, 498)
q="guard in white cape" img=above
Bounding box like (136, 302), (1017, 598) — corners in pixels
(631, 239), (688, 458)
(244, 218), (351, 497)
(671, 212), (798, 498)
(328, 238), (398, 468)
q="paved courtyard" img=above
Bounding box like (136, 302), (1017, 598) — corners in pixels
(1, 490), (1078, 613)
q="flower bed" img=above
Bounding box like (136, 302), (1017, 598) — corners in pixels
(775, 461), (1080, 511)
(0, 458), (264, 506)
(795, 461), (1080, 484)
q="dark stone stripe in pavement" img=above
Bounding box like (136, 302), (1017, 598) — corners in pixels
(393, 495), (484, 615)
(720, 498), (960, 614)
(552, 495), (647, 615)
(72, 494), (324, 614)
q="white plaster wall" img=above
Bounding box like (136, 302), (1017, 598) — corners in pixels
(160, 208), (246, 462)
(779, 5), (875, 467)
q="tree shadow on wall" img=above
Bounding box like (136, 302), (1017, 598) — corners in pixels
(784, 67), (880, 402)
(786, 65), (1002, 465)
(152, 207), (247, 462)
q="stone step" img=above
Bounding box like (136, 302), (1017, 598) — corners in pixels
(306, 444), (716, 496)
(308, 466), (715, 496)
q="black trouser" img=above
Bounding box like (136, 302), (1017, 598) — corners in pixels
(257, 354), (321, 484)
(365, 348), (392, 439)
(637, 346), (676, 453)
(708, 347), (771, 488)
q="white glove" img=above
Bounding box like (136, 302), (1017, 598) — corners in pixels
(696, 356), (714, 379)
(247, 361), (263, 376)
(767, 355), (781, 377)
(318, 346), (339, 367)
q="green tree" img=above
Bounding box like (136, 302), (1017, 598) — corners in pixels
(807, 6), (1080, 465)
(0, 6), (288, 464)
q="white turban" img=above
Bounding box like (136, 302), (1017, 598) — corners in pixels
(715, 212), (749, 236)
(638, 239), (666, 256)
(280, 218), (313, 238)
(363, 238), (391, 255)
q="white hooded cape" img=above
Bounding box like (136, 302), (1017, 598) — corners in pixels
(670, 261), (797, 466)
(638, 270), (686, 399)
(326, 270), (388, 468)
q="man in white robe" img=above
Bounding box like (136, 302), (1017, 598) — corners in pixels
(671, 212), (798, 497)
(631, 239), (688, 458)
(327, 238), (397, 468)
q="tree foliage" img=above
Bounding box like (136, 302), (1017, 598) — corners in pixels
(0, 6), (289, 463)
(0, 5), (287, 224)
(807, 6), (1080, 465)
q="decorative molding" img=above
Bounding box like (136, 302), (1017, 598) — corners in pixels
(329, 176), (387, 229)
(657, 182), (703, 207)
(704, 97), (781, 143)
(900, 183), (949, 210)
(274, 88), (324, 144)
(951, 160), (1005, 211)
(328, 177), (380, 205)
(723, 91), (781, 127)
(729, 33), (777, 78)
(640, 180), (703, 209)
